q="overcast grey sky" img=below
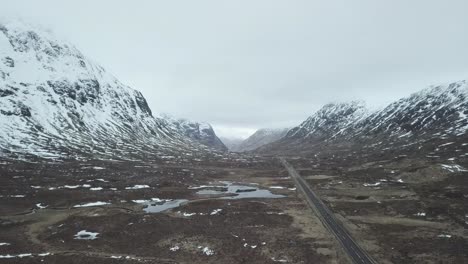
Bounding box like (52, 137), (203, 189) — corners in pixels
(3, 1), (468, 138)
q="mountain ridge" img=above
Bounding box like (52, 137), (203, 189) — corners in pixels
(0, 20), (223, 159)
(259, 80), (468, 159)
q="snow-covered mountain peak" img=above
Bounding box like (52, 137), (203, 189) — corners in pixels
(161, 114), (227, 151)
(0, 20), (217, 159)
(260, 79), (468, 156)
(363, 80), (468, 136)
(286, 100), (369, 139)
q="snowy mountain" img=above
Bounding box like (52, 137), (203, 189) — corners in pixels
(260, 81), (468, 158)
(285, 101), (368, 140)
(0, 20), (219, 159)
(163, 115), (227, 151)
(353, 81), (468, 138)
(232, 128), (290, 152)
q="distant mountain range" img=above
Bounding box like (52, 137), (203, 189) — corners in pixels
(219, 137), (244, 151)
(2, 20), (467, 162)
(259, 81), (468, 161)
(0, 20), (225, 159)
(224, 128), (290, 152)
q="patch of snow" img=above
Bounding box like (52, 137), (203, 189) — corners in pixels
(363, 182), (381, 187)
(73, 201), (110, 208)
(95, 178), (109, 182)
(210, 209), (222, 215)
(441, 164), (468, 172)
(74, 230), (99, 240)
(64, 185), (80, 189)
(202, 247), (214, 256)
(169, 245), (180, 252)
(132, 199), (152, 204)
(437, 234), (452, 238)
(125, 185), (150, 190)
(0, 252), (51, 259)
(180, 212), (196, 217)
(36, 203), (48, 209)
(271, 257), (288, 262)
(438, 142), (455, 147)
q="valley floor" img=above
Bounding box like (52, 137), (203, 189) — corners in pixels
(0, 156), (342, 264)
(0, 153), (466, 263)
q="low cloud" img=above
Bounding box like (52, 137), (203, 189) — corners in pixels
(3, 0), (468, 138)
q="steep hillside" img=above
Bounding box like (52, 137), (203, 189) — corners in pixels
(0, 20), (212, 159)
(285, 101), (368, 140)
(260, 81), (468, 161)
(163, 116), (227, 151)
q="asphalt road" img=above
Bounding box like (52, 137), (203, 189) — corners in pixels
(280, 158), (377, 264)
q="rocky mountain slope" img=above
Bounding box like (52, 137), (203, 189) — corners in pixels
(285, 101), (368, 140)
(260, 81), (468, 161)
(232, 128), (290, 152)
(163, 115), (227, 151)
(0, 20), (221, 159)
